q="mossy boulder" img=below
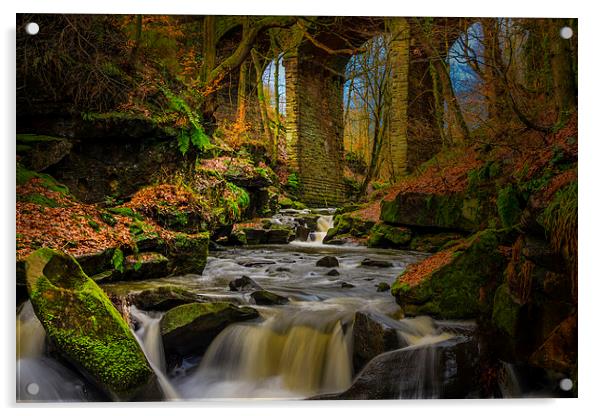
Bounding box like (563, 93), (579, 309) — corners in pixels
(278, 196), (307, 211)
(239, 226), (294, 245)
(16, 134), (73, 171)
(491, 283), (523, 339)
(120, 252), (169, 281)
(367, 223), (412, 248)
(74, 248), (116, 278)
(102, 282), (202, 314)
(161, 302), (259, 357)
(323, 214), (375, 245)
(391, 230), (507, 319)
(381, 191), (492, 232)
(24, 248), (155, 400)
(408, 232), (464, 253)
(165, 232), (209, 275)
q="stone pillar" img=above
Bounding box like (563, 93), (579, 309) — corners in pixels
(382, 17), (411, 182)
(284, 52), (347, 206)
(283, 55), (300, 171)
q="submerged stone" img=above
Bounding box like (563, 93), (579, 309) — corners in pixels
(361, 259), (393, 268)
(229, 275), (263, 292)
(250, 290), (289, 305)
(24, 248), (155, 400)
(316, 256), (339, 268)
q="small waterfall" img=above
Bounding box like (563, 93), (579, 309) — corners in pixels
(17, 301), (93, 402)
(310, 215), (334, 244)
(16, 301), (45, 359)
(178, 309), (353, 399)
(130, 306), (179, 400)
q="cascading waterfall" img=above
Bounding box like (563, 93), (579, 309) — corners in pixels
(130, 306), (179, 400)
(17, 301), (92, 402)
(393, 317), (454, 399)
(177, 308), (354, 399)
(310, 215), (334, 244)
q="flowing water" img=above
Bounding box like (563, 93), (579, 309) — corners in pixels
(16, 210), (526, 401)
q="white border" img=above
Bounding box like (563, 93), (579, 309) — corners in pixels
(2, 1), (599, 415)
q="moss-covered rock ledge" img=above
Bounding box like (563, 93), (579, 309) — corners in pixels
(24, 248), (156, 400)
(391, 230), (508, 319)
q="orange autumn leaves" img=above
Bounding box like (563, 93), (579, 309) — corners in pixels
(16, 180), (133, 260)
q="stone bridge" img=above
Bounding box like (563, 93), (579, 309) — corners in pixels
(214, 16), (453, 206)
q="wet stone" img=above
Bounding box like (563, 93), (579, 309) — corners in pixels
(316, 256), (339, 268)
(361, 258), (393, 268)
(228, 275), (263, 292)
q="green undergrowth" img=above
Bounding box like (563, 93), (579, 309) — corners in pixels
(16, 164), (70, 195)
(540, 181), (577, 255)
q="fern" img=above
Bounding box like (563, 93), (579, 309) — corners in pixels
(178, 131), (190, 155)
(160, 86), (211, 154)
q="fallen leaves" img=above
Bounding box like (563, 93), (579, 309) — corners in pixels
(384, 147), (481, 201)
(398, 248), (456, 288)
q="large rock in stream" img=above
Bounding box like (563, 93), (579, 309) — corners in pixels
(160, 302), (259, 358)
(315, 336), (480, 399)
(24, 248), (156, 401)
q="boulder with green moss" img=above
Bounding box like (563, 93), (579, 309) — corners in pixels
(121, 252), (169, 280)
(381, 191), (493, 232)
(24, 248), (155, 400)
(161, 302), (259, 357)
(104, 283), (201, 312)
(165, 232), (209, 275)
(391, 230), (507, 319)
(367, 223), (412, 248)
(16, 134), (73, 171)
(323, 213), (375, 245)
(408, 232), (464, 253)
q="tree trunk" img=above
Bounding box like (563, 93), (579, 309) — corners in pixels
(251, 49), (275, 160)
(548, 18), (577, 124)
(129, 15), (143, 65)
(202, 15), (217, 120)
(413, 18), (470, 144)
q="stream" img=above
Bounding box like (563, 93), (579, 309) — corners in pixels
(16, 209), (534, 401)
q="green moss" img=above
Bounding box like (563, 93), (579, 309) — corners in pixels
(24, 248), (153, 399)
(392, 230), (507, 319)
(100, 211), (117, 226)
(367, 223), (411, 248)
(111, 248), (125, 273)
(286, 172), (300, 193)
(108, 207), (144, 221)
(492, 284), (522, 337)
(539, 181), (577, 250)
(17, 193), (61, 207)
(160, 302), (232, 334)
(496, 185), (522, 228)
(16, 164), (70, 195)
(17, 133), (64, 143)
